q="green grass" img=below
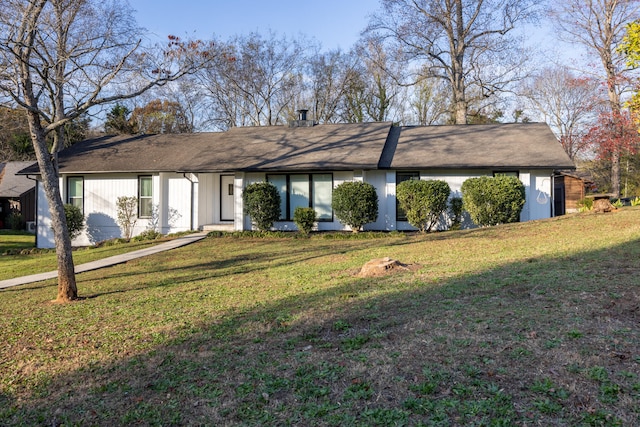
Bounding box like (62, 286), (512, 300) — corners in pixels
(0, 236), (172, 281)
(1, 208), (639, 425)
(0, 230), (35, 254)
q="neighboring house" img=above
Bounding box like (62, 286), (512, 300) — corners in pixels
(19, 121), (575, 248)
(0, 162), (36, 230)
(553, 170), (595, 215)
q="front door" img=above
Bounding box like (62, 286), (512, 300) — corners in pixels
(220, 175), (235, 221)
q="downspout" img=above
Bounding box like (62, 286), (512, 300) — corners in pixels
(182, 173), (195, 231)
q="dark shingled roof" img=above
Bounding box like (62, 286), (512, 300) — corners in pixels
(0, 162), (36, 197)
(19, 122), (393, 174)
(387, 123), (575, 170)
(18, 122), (574, 175)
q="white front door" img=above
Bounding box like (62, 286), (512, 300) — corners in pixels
(220, 175), (235, 221)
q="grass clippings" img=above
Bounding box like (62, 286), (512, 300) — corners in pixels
(1, 209), (639, 426)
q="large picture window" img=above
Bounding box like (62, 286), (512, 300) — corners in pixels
(67, 176), (84, 213)
(267, 173), (333, 221)
(138, 176), (153, 218)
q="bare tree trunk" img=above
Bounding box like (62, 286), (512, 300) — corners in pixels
(27, 112), (77, 302)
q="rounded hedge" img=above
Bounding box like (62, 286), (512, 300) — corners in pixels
(461, 175), (525, 227)
(332, 181), (378, 232)
(293, 207), (316, 234)
(242, 182), (281, 231)
(396, 179), (450, 232)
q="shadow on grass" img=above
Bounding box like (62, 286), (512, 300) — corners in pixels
(2, 235), (639, 426)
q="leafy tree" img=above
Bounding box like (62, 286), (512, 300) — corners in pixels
(396, 179), (450, 232)
(461, 176), (525, 227)
(366, 0), (539, 124)
(130, 99), (193, 134)
(104, 104), (134, 135)
(0, 0), (212, 302)
(332, 181), (378, 232)
(243, 182), (281, 231)
(551, 0), (640, 196)
(0, 106), (31, 161)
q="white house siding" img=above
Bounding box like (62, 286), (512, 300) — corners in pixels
(363, 170), (390, 231)
(520, 170), (553, 222)
(35, 180), (55, 249)
(161, 173), (193, 234)
(197, 173), (215, 227)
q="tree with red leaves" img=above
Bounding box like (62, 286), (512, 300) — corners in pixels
(582, 111), (640, 186)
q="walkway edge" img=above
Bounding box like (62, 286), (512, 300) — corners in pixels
(0, 232), (208, 290)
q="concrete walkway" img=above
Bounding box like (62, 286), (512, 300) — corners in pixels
(0, 232), (208, 290)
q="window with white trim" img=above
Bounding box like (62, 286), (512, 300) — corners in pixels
(138, 176), (153, 218)
(67, 177), (84, 213)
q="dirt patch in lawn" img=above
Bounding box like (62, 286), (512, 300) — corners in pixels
(357, 257), (420, 277)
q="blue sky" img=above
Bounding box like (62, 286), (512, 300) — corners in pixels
(132, 0), (379, 50)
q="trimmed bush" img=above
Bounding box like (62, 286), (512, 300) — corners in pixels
(332, 181), (378, 232)
(396, 179), (451, 232)
(64, 204), (85, 240)
(243, 182), (281, 231)
(293, 207), (316, 234)
(461, 176), (525, 227)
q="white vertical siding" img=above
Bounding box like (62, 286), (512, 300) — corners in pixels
(162, 173), (192, 233)
(198, 173), (215, 227)
(36, 180), (55, 249)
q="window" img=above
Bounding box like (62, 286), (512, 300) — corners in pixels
(138, 176), (153, 218)
(267, 173), (333, 221)
(396, 171), (420, 221)
(67, 177), (84, 213)
(493, 171), (519, 177)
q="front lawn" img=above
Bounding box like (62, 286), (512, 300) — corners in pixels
(1, 209), (639, 425)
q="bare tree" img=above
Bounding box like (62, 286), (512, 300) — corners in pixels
(366, 0), (539, 124)
(409, 78), (451, 125)
(0, 0), (211, 302)
(551, 0), (640, 195)
(198, 32), (307, 129)
(521, 67), (605, 160)
(306, 49), (360, 123)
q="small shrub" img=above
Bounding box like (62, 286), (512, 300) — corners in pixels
(449, 196), (464, 230)
(132, 229), (162, 241)
(293, 207), (316, 234)
(461, 176), (525, 227)
(577, 197), (593, 212)
(243, 182), (281, 231)
(332, 181), (378, 232)
(631, 196), (640, 207)
(611, 198), (624, 208)
(116, 196), (138, 240)
(396, 179), (450, 232)
(8, 212), (24, 230)
(64, 204), (85, 240)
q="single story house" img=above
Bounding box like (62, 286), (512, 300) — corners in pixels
(19, 121), (575, 248)
(0, 161), (36, 230)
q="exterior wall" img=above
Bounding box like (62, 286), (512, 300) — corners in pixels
(36, 173), (195, 248)
(564, 176), (586, 212)
(520, 170), (553, 221)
